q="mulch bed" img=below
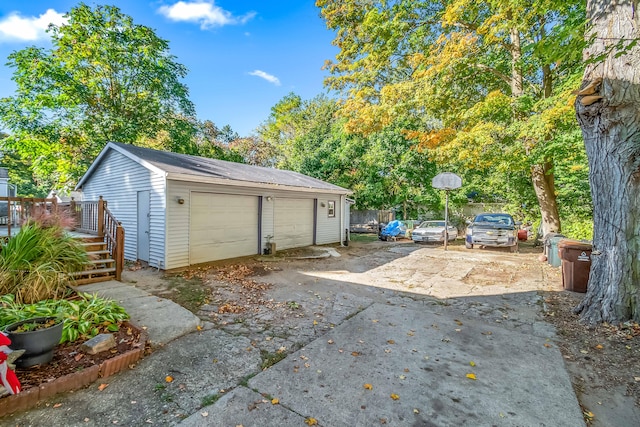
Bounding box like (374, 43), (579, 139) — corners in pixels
(12, 321), (144, 392)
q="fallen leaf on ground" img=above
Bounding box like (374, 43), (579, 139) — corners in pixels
(595, 344), (604, 349)
(271, 398), (279, 405)
(200, 411), (208, 417)
(470, 361), (476, 367)
(351, 351), (360, 357)
(390, 393), (400, 400)
(387, 340), (395, 344)
(53, 403), (63, 408)
(327, 339), (334, 344)
(466, 373), (477, 380)
(165, 376), (174, 383)
(364, 383), (373, 390)
(305, 417), (318, 425)
(98, 383), (109, 391)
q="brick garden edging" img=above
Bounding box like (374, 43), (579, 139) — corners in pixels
(0, 324), (147, 417)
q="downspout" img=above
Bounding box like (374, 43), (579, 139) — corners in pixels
(257, 196), (263, 255)
(313, 198), (318, 245)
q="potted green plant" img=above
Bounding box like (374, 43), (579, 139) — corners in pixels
(4, 317), (64, 368)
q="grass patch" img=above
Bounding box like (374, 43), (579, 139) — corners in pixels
(239, 373), (257, 387)
(166, 276), (211, 313)
(349, 233), (379, 243)
(201, 393), (220, 407)
(287, 301), (300, 310)
(260, 349), (287, 370)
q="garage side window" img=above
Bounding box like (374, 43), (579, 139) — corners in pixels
(327, 200), (335, 217)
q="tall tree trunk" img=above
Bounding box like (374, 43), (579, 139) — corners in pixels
(574, 0), (640, 323)
(531, 162), (561, 235)
(510, 21), (561, 235)
(508, 14), (524, 97)
(534, 63), (561, 236)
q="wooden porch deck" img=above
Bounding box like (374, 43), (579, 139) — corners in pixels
(0, 196), (124, 283)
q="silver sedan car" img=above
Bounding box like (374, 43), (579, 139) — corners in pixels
(411, 220), (458, 243)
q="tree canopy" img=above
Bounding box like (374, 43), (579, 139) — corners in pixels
(317, 0), (590, 231)
(0, 3), (196, 192)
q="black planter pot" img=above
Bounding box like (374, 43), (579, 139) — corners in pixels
(5, 317), (64, 368)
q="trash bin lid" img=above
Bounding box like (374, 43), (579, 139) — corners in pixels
(558, 239), (592, 250)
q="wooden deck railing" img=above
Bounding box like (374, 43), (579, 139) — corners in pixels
(0, 196), (59, 237)
(0, 196), (124, 281)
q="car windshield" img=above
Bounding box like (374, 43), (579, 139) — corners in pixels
(419, 221), (445, 228)
(474, 214), (514, 225)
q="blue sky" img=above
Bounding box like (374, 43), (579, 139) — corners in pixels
(0, 1), (338, 136)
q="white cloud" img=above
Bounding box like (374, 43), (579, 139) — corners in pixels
(0, 9), (66, 42)
(248, 70), (281, 86)
(158, 1), (255, 29)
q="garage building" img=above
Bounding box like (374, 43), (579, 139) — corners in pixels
(76, 142), (352, 270)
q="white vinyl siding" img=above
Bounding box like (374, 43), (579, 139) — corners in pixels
(189, 193), (259, 263)
(274, 198), (314, 250)
(316, 196), (342, 245)
(80, 150), (166, 268)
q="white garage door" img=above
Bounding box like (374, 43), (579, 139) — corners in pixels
(190, 193), (259, 264)
(274, 198), (314, 250)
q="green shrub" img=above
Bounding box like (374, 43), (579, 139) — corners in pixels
(561, 218), (594, 241)
(0, 293), (129, 343)
(0, 223), (89, 303)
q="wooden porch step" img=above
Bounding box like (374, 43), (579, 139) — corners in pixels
(81, 243), (107, 252)
(73, 274), (117, 286)
(70, 266), (116, 283)
(70, 264), (115, 275)
(88, 249), (112, 257)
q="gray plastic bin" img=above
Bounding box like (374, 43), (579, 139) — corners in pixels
(544, 233), (566, 267)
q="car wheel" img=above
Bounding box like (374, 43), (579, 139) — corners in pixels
(465, 241), (473, 249)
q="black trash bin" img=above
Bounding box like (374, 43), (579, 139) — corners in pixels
(558, 240), (592, 293)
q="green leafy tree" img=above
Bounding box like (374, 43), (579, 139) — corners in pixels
(0, 3), (196, 192)
(192, 120), (245, 163)
(317, 0), (589, 234)
(259, 93), (440, 215)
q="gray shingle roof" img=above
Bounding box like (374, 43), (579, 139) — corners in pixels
(110, 142), (350, 193)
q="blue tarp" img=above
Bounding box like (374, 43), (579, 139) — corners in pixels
(380, 220), (406, 239)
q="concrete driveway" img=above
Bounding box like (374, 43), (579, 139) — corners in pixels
(2, 239), (584, 426)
